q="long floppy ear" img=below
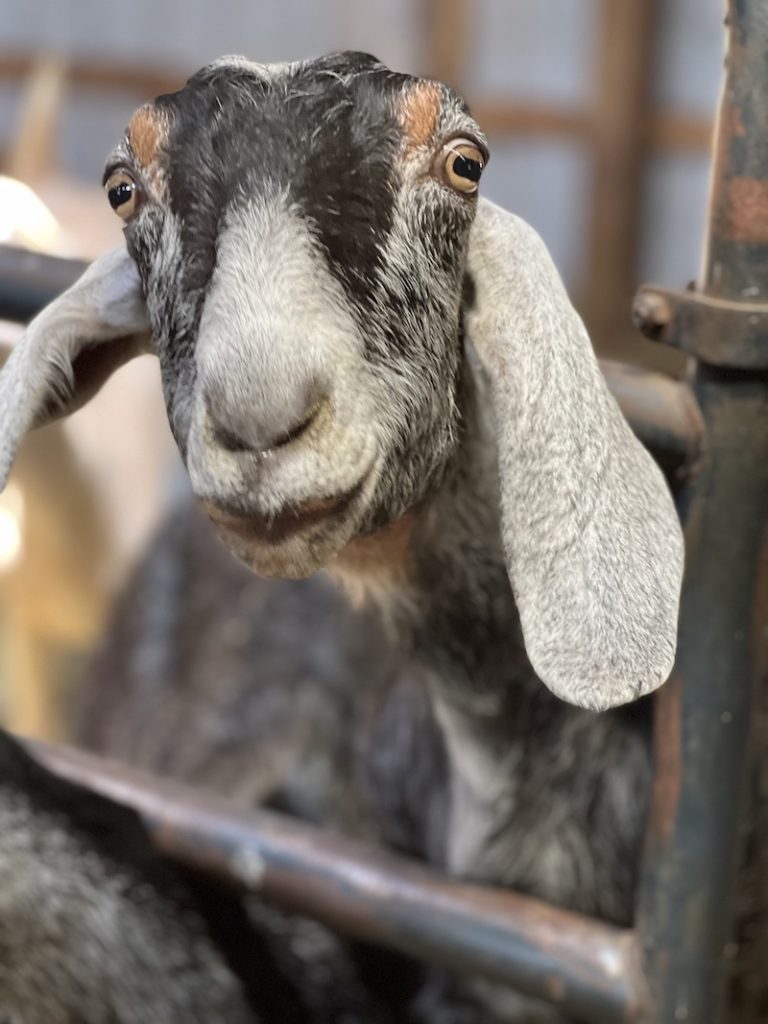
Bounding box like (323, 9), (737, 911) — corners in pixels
(0, 247), (151, 491)
(466, 198), (684, 711)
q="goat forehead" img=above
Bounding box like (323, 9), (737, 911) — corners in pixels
(117, 52), (474, 198)
(147, 66), (441, 310)
(161, 63), (406, 185)
(153, 52), (465, 199)
(120, 54), (476, 318)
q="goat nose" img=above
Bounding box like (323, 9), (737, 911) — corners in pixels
(205, 389), (325, 455)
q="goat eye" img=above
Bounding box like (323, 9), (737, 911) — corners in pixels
(443, 141), (485, 195)
(104, 171), (139, 220)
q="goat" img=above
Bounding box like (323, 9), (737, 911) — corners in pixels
(0, 53), (684, 1021)
(0, 725), (413, 1023)
(0, 726), (262, 1023)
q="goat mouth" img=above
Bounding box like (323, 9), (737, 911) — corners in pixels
(202, 483), (364, 546)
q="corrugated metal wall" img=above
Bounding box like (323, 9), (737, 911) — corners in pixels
(0, 0), (725, 290)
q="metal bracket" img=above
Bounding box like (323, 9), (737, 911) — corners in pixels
(633, 284), (768, 370)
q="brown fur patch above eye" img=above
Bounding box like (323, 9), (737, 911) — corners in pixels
(128, 105), (169, 169)
(399, 81), (443, 152)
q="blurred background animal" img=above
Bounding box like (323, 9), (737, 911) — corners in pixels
(0, 724), (425, 1023)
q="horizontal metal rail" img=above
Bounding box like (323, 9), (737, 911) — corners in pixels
(599, 359), (702, 478)
(0, 245), (88, 323)
(30, 738), (645, 1022)
(0, 244), (703, 477)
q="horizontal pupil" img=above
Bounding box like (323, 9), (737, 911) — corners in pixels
(108, 182), (134, 209)
(453, 155), (482, 182)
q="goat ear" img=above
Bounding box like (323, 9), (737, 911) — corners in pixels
(465, 198), (684, 711)
(0, 247), (151, 491)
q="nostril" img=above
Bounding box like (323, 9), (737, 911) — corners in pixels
(270, 400), (323, 449)
(211, 420), (252, 454)
(205, 393), (327, 455)
(204, 393), (252, 453)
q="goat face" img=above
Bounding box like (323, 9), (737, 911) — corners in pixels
(0, 52), (684, 710)
(103, 52), (486, 577)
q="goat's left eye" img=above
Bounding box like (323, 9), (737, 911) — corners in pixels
(443, 141), (485, 195)
(104, 170), (139, 221)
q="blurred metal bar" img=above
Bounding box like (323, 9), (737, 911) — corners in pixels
(635, 2), (768, 1021)
(30, 738), (643, 1023)
(0, 245), (86, 323)
(599, 360), (702, 479)
(0, 245), (702, 476)
(634, 283), (768, 369)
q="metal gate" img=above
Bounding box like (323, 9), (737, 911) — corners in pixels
(1, 3), (767, 1020)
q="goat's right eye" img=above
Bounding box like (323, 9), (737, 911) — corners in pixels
(104, 171), (139, 221)
(441, 140), (485, 195)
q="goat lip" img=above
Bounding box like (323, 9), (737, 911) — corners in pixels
(202, 485), (363, 545)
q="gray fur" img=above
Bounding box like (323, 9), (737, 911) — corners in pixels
(0, 732), (256, 1023)
(81, 494), (652, 1024)
(0, 53), (688, 1022)
(0, 248), (151, 491)
(468, 200), (683, 709)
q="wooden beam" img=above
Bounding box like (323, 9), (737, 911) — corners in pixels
(473, 100), (713, 153)
(7, 55), (67, 181)
(0, 53), (185, 99)
(0, 52), (715, 154)
(422, 0), (471, 88)
(581, 0), (661, 354)
(471, 100), (589, 140)
(648, 111), (714, 153)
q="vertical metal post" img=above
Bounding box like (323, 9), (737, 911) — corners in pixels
(636, 3), (768, 1020)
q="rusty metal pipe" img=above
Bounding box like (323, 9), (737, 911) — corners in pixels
(30, 739), (644, 1022)
(636, 3), (768, 1021)
(637, 376), (768, 1023)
